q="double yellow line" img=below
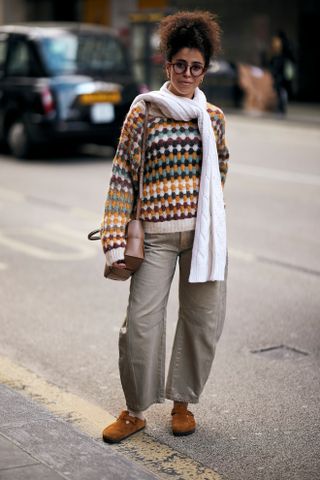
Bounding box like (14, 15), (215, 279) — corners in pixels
(0, 354), (223, 480)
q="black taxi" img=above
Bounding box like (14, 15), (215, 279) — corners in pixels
(0, 23), (141, 158)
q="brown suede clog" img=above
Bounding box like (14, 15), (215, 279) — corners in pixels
(171, 403), (196, 436)
(102, 410), (146, 444)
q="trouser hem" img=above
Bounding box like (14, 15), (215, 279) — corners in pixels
(126, 397), (166, 412)
(165, 392), (200, 404)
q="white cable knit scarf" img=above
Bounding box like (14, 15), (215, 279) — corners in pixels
(131, 82), (227, 282)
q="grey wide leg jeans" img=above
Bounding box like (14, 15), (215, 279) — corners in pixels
(119, 230), (228, 412)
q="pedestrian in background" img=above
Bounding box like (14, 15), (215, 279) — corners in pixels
(267, 31), (296, 114)
(100, 10), (229, 443)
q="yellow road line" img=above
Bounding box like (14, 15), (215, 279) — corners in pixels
(0, 354), (114, 436)
(0, 354), (223, 480)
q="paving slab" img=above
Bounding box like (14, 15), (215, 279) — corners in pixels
(0, 385), (158, 480)
(0, 463), (65, 480)
(0, 435), (38, 470)
(0, 385), (51, 428)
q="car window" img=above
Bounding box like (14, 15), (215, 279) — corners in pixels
(0, 36), (8, 71)
(77, 36), (125, 71)
(7, 40), (30, 76)
(6, 39), (42, 77)
(39, 33), (128, 75)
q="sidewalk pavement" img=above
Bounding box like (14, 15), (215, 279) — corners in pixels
(226, 101), (320, 127)
(286, 102), (320, 126)
(0, 384), (158, 480)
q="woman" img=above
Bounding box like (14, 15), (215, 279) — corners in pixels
(100, 10), (229, 443)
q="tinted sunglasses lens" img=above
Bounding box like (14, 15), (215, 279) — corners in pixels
(191, 65), (204, 77)
(173, 62), (186, 74)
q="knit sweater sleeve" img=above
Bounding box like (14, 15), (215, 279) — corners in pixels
(208, 106), (230, 186)
(100, 103), (145, 266)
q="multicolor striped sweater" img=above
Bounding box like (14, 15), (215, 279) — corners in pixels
(101, 100), (229, 266)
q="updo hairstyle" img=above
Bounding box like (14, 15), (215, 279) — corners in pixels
(158, 11), (222, 68)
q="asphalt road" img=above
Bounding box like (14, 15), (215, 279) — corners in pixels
(0, 114), (319, 480)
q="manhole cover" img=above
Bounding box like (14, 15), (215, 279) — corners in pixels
(251, 345), (309, 359)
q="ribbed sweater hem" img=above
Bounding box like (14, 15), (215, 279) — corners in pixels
(105, 247), (125, 267)
(143, 218), (196, 234)
(105, 218), (196, 265)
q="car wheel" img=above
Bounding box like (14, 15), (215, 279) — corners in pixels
(7, 118), (33, 159)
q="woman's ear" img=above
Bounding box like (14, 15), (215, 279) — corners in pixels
(200, 71), (206, 84)
(165, 61), (171, 80)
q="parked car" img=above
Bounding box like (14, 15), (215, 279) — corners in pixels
(203, 59), (241, 109)
(0, 23), (142, 158)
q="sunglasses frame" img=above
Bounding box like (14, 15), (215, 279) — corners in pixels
(168, 60), (206, 77)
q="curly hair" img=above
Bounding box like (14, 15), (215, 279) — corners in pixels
(158, 11), (221, 67)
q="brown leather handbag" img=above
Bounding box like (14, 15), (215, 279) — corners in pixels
(88, 101), (150, 281)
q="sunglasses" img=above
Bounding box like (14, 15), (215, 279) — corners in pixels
(168, 60), (206, 77)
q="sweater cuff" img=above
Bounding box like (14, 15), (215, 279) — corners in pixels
(105, 247), (125, 267)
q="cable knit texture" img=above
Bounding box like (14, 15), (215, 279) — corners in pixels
(101, 83), (229, 281)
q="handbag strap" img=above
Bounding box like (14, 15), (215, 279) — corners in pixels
(135, 101), (150, 220)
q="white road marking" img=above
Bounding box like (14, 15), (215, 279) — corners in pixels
(0, 185), (100, 220)
(228, 248), (256, 262)
(0, 224), (96, 260)
(43, 222), (88, 240)
(70, 207), (100, 221)
(0, 186), (24, 202)
(231, 164), (320, 186)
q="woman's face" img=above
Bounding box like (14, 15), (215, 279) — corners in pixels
(166, 48), (206, 99)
